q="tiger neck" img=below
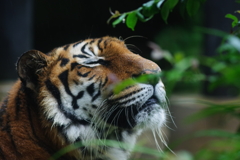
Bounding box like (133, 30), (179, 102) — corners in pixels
(46, 110), (142, 160)
(6, 81), (57, 156)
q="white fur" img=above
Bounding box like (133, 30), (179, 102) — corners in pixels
(64, 124), (95, 142)
(105, 147), (129, 160)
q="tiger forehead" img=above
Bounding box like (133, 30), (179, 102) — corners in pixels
(54, 36), (126, 58)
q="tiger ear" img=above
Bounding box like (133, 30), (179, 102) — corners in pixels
(17, 50), (50, 90)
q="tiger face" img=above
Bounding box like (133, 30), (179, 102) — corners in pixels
(10, 36), (168, 160)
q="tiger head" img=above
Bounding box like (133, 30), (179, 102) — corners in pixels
(17, 36), (168, 160)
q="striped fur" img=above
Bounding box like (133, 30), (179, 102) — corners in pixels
(0, 36), (167, 160)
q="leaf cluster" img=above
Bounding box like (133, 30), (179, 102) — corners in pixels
(108, 0), (206, 30)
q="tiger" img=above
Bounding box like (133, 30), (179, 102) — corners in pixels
(0, 36), (168, 160)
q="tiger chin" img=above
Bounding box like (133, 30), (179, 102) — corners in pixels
(0, 36), (168, 160)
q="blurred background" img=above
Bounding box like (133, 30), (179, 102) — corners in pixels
(1, 0), (240, 159)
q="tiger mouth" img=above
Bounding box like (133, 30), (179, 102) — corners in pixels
(103, 96), (161, 129)
(140, 96), (159, 111)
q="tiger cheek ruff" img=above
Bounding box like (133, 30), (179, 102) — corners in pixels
(0, 36), (168, 160)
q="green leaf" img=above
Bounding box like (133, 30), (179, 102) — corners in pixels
(112, 14), (126, 27)
(136, 11), (145, 21)
(143, 0), (155, 8)
(226, 35), (240, 51)
(142, 0), (159, 17)
(113, 79), (137, 94)
(161, 0), (179, 23)
(157, 0), (165, 8)
(236, 0), (240, 3)
(186, 0), (200, 16)
(179, 0), (187, 18)
(113, 73), (162, 94)
(136, 11), (153, 22)
(126, 12), (138, 31)
(225, 13), (239, 28)
(165, 0), (179, 9)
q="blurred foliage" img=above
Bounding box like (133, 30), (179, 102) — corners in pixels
(159, 3), (240, 160)
(153, 26), (204, 94)
(191, 9), (240, 159)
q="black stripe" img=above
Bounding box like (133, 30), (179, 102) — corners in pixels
(0, 98), (8, 124)
(77, 71), (91, 77)
(45, 79), (89, 125)
(92, 90), (101, 102)
(15, 96), (21, 120)
(89, 40), (95, 44)
(5, 113), (21, 155)
(71, 62), (79, 71)
(104, 40), (108, 49)
(26, 103), (55, 154)
(0, 147), (5, 159)
(58, 70), (85, 110)
(86, 83), (95, 96)
(73, 41), (82, 48)
(74, 137), (82, 143)
(73, 80), (79, 85)
(88, 75), (96, 81)
(76, 91), (84, 99)
(81, 43), (92, 56)
(101, 77), (108, 88)
(117, 97), (137, 106)
(112, 88), (143, 102)
(60, 58), (69, 67)
(72, 91), (84, 109)
(89, 47), (94, 54)
(45, 79), (62, 107)
(15, 89), (22, 120)
(63, 44), (70, 50)
(84, 59), (108, 65)
(77, 119), (90, 125)
(92, 105), (97, 109)
(73, 54), (89, 58)
(58, 70), (74, 97)
(97, 39), (103, 53)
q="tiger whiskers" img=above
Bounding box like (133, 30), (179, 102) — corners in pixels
(125, 107), (134, 129)
(88, 101), (119, 147)
(123, 35), (146, 42)
(165, 96), (177, 128)
(125, 44), (142, 55)
(148, 99), (175, 155)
